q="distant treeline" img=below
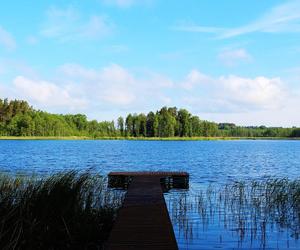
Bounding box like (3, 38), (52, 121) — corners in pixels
(0, 98), (300, 138)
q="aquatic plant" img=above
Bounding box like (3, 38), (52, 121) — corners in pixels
(0, 171), (124, 249)
(167, 178), (300, 248)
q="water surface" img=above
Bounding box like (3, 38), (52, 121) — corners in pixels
(0, 140), (299, 249)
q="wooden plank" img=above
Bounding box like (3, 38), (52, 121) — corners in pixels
(108, 171), (189, 190)
(108, 171), (188, 177)
(106, 175), (179, 250)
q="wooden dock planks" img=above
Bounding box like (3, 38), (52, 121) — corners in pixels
(108, 171), (188, 177)
(106, 173), (183, 250)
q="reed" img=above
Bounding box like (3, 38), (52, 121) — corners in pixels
(0, 171), (124, 249)
(167, 178), (300, 246)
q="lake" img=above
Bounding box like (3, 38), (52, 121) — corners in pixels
(0, 139), (299, 249)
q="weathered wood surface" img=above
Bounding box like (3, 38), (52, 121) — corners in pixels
(106, 174), (180, 250)
(108, 171), (189, 190)
(108, 171), (188, 177)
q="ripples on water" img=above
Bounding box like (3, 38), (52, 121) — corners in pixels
(165, 179), (300, 249)
(0, 139), (300, 249)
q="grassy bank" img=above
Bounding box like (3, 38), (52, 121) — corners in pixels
(0, 136), (92, 140)
(0, 171), (124, 249)
(1, 136), (300, 141)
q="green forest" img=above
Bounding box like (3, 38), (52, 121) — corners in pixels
(0, 98), (300, 138)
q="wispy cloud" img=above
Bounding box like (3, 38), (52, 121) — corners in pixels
(0, 26), (16, 50)
(102, 0), (153, 8)
(159, 51), (183, 61)
(173, 0), (300, 38)
(41, 6), (114, 42)
(26, 36), (39, 45)
(173, 22), (225, 34)
(218, 48), (252, 67)
(0, 58), (38, 78)
(106, 44), (129, 53)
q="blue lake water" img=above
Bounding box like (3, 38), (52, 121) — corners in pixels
(0, 139), (300, 249)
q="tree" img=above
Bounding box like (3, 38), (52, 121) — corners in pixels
(291, 128), (300, 137)
(201, 121), (219, 137)
(117, 117), (124, 136)
(177, 109), (191, 137)
(153, 114), (159, 137)
(71, 114), (88, 131)
(146, 112), (156, 137)
(157, 107), (176, 137)
(138, 114), (147, 137)
(132, 114), (140, 137)
(0, 98), (298, 139)
(88, 120), (99, 137)
(125, 114), (134, 137)
(190, 116), (201, 136)
(8, 114), (34, 136)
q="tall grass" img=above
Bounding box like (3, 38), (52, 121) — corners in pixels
(0, 171), (124, 249)
(167, 178), (300, 247)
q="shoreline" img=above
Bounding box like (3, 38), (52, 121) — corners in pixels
(0, 136), (299, 141)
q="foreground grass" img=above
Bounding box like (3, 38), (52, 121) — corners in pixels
(1, 136), (300, 141)
(0, 171), (124, 250)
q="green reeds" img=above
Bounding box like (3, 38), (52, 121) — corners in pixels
(0, 171), (124, 249)
(167, 178), (300, 246)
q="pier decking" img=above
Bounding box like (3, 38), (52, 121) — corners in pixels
(106, 172), (189, 250)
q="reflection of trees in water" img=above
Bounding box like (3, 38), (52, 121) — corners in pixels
(167, 179), (300, 248)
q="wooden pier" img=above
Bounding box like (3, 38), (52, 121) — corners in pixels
(106, 172), (189, 250)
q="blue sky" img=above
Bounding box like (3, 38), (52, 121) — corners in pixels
(1, 0), (300, 126)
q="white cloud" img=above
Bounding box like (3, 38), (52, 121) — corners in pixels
(160, 51), (183, 61)
(173, 22), (224, 34)
(0, 63), (5, 75)
(181, 69), (213, 90)
(41, 6), (113, 42)
(101, 88), (135, 105)
(106, 44), (129, 53)
(26, 36), (39, 45)
(174, 0), (300, 38)
(0, 83), (10, 96)
(3, 62), (300, 126)
(102, 0), (153, 8)
(0, 59), (39, 79)
(13, 76), (87, 110)
(95, 64), (136, 105)
(218, 48), (252, 67)
(218, 75), (285, 109)
(0, 26), (16, 50)
(58, 63), (173, 108)
(59, 63), (136, 106)
(199, 104), (300, 127)
(100, 64), (134, 84)
(222, 0), (300, 38)
(103, 0), (135, 8)
(181, 70), (286, 111)
(59, 63), (98, 80)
